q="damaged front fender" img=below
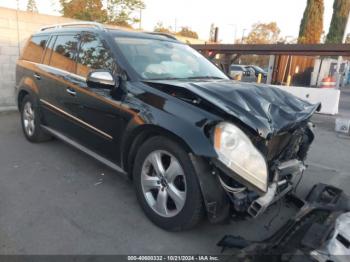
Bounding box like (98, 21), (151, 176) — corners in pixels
(190, 154), (230, 224)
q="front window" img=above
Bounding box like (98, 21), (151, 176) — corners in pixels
(114, 37), (228, 80)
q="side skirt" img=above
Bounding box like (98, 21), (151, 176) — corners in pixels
(41, 125), (126, 175)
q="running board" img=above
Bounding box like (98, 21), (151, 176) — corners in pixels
(41, 125), (126, 175)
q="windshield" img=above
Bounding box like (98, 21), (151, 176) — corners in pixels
(114, 37), (228, 80)
(252, 65), (266, 73)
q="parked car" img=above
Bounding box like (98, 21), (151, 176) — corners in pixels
(16, 22), (320, 231)
(229, 64), (250, 78)
(246, 65), (268, 78)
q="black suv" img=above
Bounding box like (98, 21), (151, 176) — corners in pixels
(16, 22), (319, 231)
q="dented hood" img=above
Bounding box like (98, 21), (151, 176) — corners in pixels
(146, 79), (320, 138)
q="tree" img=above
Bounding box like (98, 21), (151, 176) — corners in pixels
(238, 22), (281, 67)
(298, 0), (324, 44)
(242, 22), (281, 44)
(106, 0), (145, 28)
(27, 0), (38, 13)
(59, 0), (107, 23)
(346, 34), (350, 44)
(154, 22), (172, 34)
(326, 0), (350, 43)
(176, 27), (199, 39)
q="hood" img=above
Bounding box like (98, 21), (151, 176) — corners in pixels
(145, 79), (320, 138)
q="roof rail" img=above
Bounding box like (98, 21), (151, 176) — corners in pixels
(145, 32), (178, 40)
(40, 22), (105, 32)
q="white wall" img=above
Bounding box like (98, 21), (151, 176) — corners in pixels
(273, 85), (340, 115)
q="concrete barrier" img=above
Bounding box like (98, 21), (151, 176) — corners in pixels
(273, 85), (340, 115)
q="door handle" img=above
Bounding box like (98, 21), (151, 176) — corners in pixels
(66, 87), (76, 96)
(33, 73), (41, 80)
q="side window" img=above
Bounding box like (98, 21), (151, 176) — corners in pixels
(42, 35), (56, 65)
(21, 35), (49, 63)
(49, 34), (79, 73)
(77, 34), (114, 78)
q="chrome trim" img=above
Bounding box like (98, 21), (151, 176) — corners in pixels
(37, 63), (87, 82)
(41, 125), (125, 174)
(40, 99), (113, 140)
(40, 22), (105, 32)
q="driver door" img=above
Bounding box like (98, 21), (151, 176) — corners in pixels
(63, 33), (124, 163)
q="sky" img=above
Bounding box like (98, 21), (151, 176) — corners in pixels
(1, 0), (349, 43)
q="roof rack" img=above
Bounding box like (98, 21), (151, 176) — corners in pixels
(145, 32), (178, 40)
(40, 22), (105, 32)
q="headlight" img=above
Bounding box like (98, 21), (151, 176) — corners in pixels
(214, 122), (268, 192)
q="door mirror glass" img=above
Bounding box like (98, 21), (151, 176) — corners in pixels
(86, 71), (115, 89)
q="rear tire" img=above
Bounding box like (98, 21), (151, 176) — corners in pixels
(133, 136), (204, 231)
(20, 95), (52, 143)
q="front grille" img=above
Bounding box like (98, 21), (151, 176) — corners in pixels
(266, 133), (292, 161)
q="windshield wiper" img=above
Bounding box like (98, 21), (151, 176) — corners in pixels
(186, 76), (226, 80)
(146, 76), (226, 81)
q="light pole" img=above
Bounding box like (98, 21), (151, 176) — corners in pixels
(335, 11), (350, 88)
(241, 28), (247, 42)
(139, 8), (142, 30)
(228, 24), (237, 43)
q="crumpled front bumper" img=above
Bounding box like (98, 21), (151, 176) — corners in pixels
(217, 183), (350, 261)
(247, 159), (306, 217)
(214, 157), (306, 217)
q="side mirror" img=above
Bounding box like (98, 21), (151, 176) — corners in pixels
(86, 71), (116, 89)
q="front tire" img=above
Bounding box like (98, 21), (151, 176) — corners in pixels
(20, 95), (52, 142)
(133, 136), (204, 231)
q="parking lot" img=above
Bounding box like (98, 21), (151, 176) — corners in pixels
(0, 88), (350, 255)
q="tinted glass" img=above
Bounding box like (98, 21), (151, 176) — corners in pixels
(50, 34), (79, 73)
(77, 34), (114, 78)
(231, 66), (242, 71)
(114, 37), (228, 80)
(22, 35), (49, 63)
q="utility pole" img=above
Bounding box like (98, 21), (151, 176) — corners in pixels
(16, 0), (20, 56)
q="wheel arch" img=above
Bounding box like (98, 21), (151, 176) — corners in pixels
(122, 124), (193, 177)
(17, 77), (40, 110)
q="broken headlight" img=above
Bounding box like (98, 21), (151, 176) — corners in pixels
(213, 122), (268, 192)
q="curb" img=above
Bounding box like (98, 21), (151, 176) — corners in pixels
(0, 106), (17, 113)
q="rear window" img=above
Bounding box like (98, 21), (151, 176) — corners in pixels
(21, 35), (49, 63)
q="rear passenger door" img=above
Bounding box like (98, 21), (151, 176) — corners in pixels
(39, 33), (82, 136)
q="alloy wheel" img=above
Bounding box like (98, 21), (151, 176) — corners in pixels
(141, 150), (187, 217)
(23, 101), (35, 137)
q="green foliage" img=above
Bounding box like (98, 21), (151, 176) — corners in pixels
(326, 0), (350, 44)
(106, 0), (145, 27)
(59, 0), (145, 28)
(27, 0), (38, 13)
(298, 0), (324, 44)
(154, 22), (172, 34)
(242, 22), (281, 44)
(176, 27), (199, 39)
(59, 0), (107, 23)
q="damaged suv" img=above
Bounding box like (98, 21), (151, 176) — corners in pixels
(16, 22), (320, 231)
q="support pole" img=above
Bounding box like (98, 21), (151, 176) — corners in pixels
(266, 55), (275, 84)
